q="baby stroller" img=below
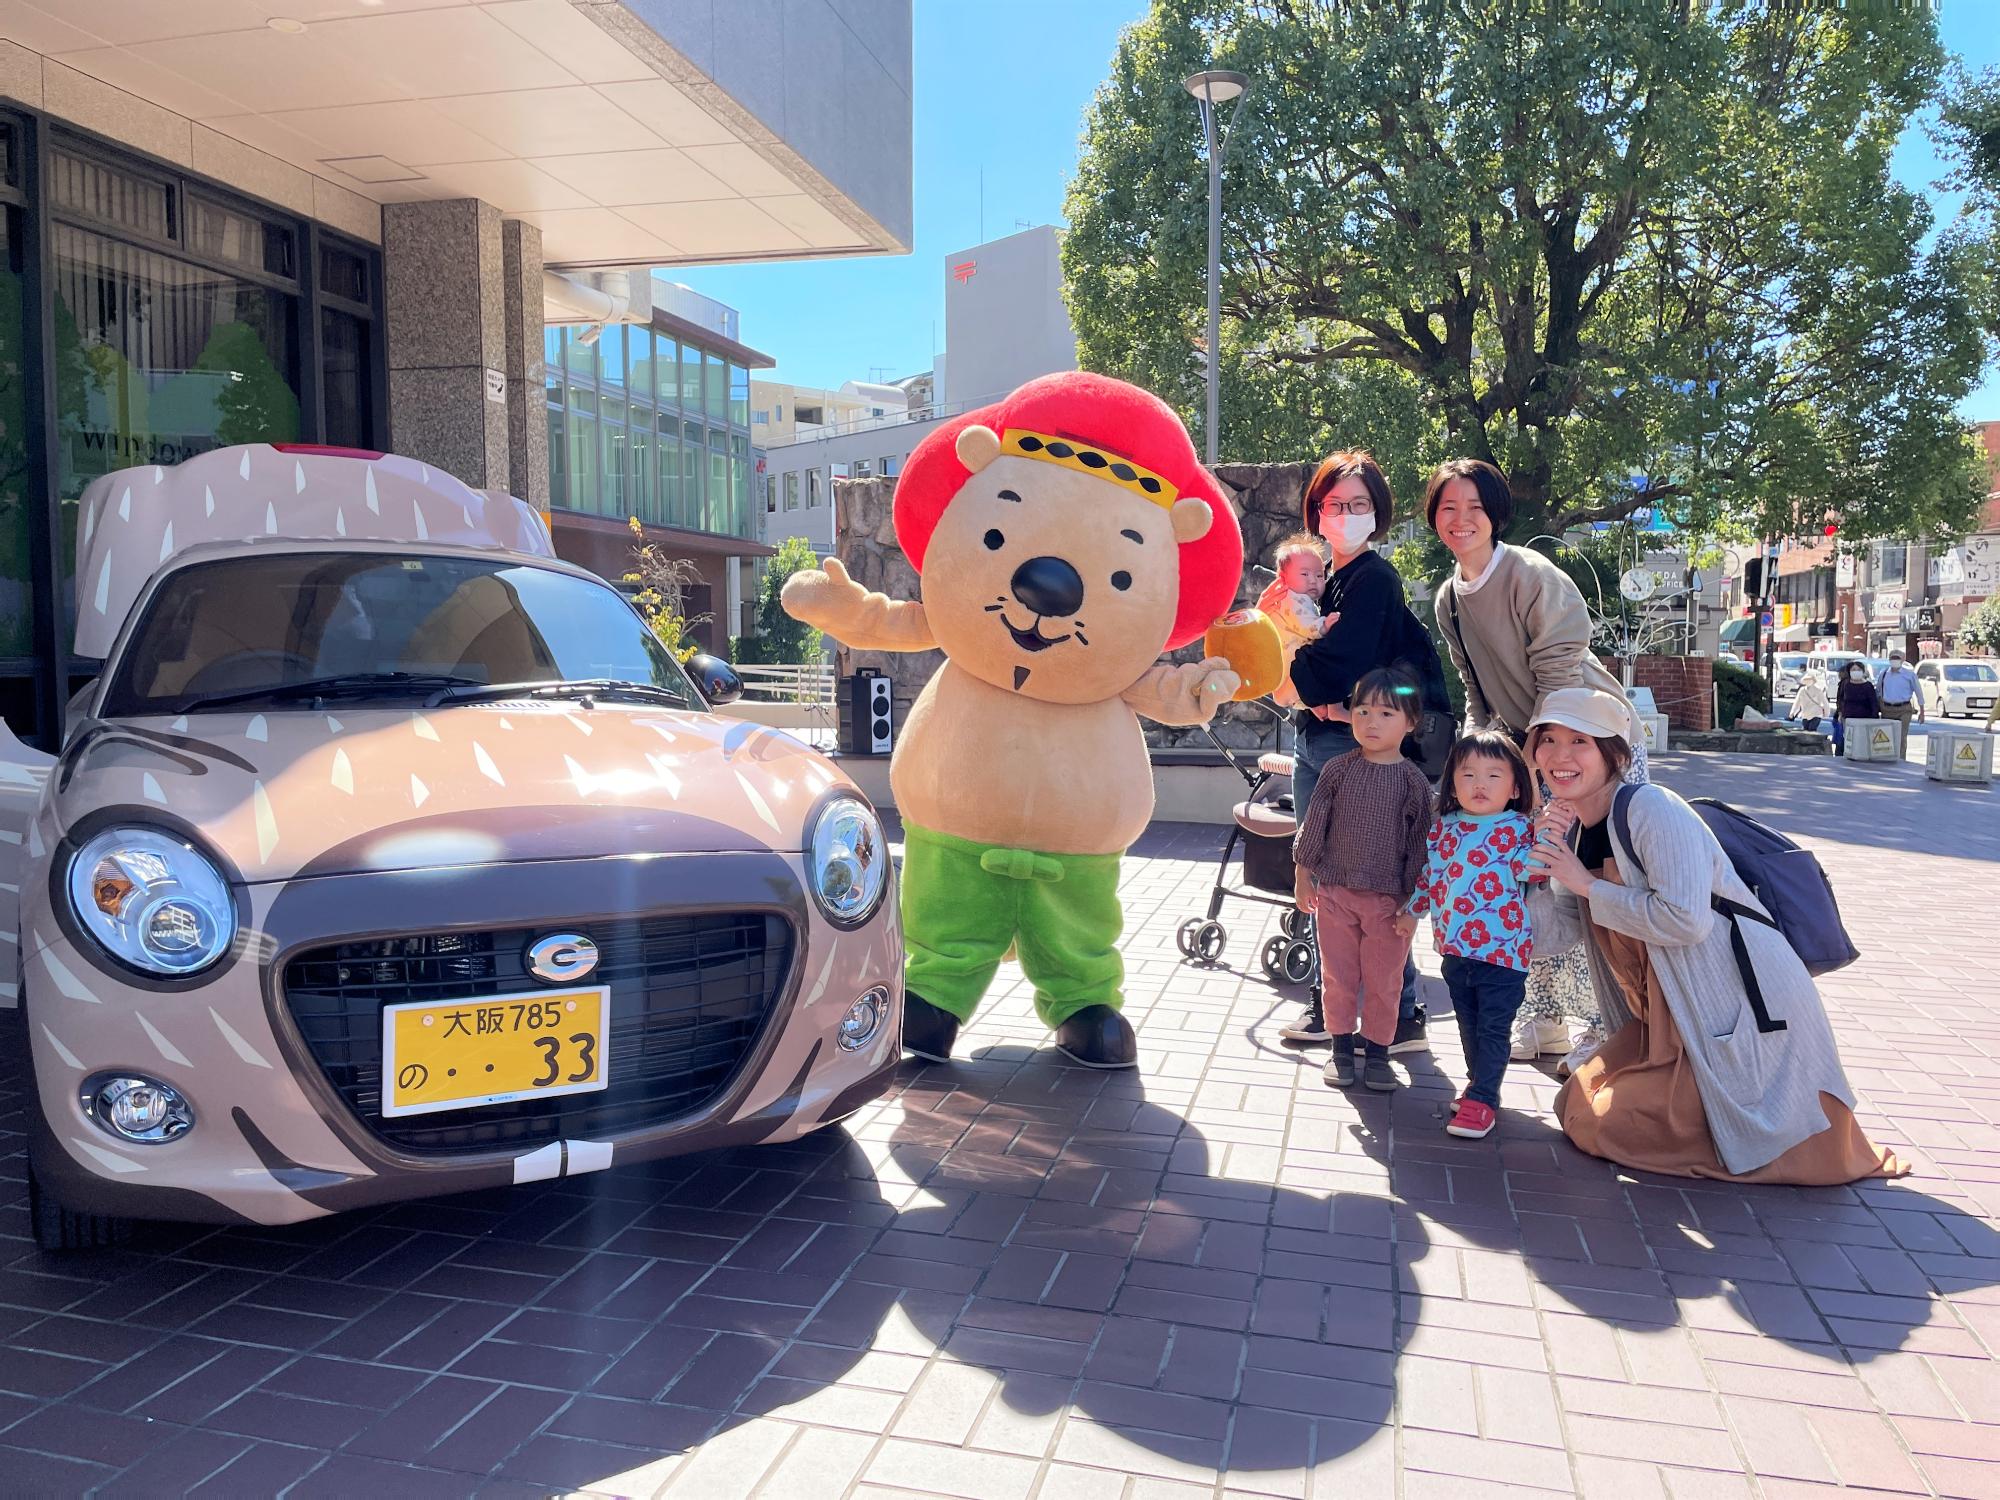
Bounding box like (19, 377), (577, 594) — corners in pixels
(1175, 702), (1320, 993)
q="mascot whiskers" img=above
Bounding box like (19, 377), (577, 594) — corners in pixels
(782, 373), (1244, 1067)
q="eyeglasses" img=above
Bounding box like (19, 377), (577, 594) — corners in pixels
(1322, 498), (1375, 516)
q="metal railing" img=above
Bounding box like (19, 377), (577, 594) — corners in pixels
(730, 661), (834, 707)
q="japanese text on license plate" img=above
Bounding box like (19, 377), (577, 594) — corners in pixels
(381, 986), (609, 1117)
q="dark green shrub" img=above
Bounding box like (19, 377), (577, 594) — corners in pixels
(1713, 658), (1770, 728)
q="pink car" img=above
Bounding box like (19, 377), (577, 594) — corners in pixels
(2, 445), (900, 1250)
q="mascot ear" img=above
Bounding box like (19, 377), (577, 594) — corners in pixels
(956, 424), (1003, 473)
(1171, 497), (1213, 544)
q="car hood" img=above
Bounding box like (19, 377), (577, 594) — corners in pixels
(56, 703), (854, 882)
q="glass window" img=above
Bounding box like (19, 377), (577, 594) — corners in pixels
(657, 410), (681, 527)
(654, 334), (678, 411)
(729, 361), (748, 427)
(626, 326), (655, 403)
(704, 351), (726, 423)
(731, 457), (747, 536)
(544, 325), (563, 384)
(599, 323), (626, 390)
(764, 475), (776, 514)
(881, 455), (898, 477)
(854, 459), (873, 478)
(1877, 543), (1907, 586)
(49, 150), (172, 239)
(679, 343), (702, 409)
(566, 409), (598, 512)
(565, 328), (597, 383)
(320, 242), (368, 303)
(807, 469), (822, 508)
(189, 197), (294, 279)
(103, 553), (705, 714)
(547, 404), (566, 510)
(0, 204), (32, 701)
(783, 473), (799, 511)
(683, 430), (704, 530)
(319, 306), (371, 449)
(602, 404), (626, 519)
(628, 411), (653, 524)
(53, 222), (301, 644)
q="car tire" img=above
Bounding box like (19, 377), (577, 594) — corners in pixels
(28, 1164), (133, 1254)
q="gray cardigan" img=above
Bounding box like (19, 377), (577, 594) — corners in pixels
(1527, 784), (1857, 1175)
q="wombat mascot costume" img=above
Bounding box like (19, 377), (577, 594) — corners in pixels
(782, 372), (1244, 1068)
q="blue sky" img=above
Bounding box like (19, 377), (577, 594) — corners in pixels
(679, 1), (2000, 419)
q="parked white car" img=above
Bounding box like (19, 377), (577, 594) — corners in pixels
(1916, 658), (2000, 719)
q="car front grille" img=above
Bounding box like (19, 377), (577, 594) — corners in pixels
(281, 912), (793, 1154)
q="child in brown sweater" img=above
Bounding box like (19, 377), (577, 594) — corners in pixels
(1292, 668), (1435, 1090)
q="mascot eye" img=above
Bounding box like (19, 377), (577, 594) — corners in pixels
(1111, 570), (1133, 591)
(984, 529), (1005, 551)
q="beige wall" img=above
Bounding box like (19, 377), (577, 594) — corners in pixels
(0, 40), (381, 243)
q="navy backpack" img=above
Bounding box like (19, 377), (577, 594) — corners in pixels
(1611, 785), (1860, 980)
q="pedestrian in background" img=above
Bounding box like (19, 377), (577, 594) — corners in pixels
(1877, 649), (1924, 743)
(1833, 661), (1880, 754)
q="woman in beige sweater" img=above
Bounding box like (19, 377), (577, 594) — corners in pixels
(1425, 459), (1646, 1068)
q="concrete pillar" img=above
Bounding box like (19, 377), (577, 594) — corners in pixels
(381, 198), (509, 487)
(501, 219), (549, 507)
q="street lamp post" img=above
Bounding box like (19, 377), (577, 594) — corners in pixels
(1184, 68), (1250, 468)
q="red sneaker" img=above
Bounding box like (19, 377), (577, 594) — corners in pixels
(1446, 1099), (1496, 1139)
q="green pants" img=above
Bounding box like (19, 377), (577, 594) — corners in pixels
(900, 820), (1125, 1028)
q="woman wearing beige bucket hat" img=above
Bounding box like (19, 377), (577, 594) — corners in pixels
(1523, 688), (1904, 1183)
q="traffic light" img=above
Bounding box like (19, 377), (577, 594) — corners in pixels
(1742, 557), (1764, 599)
(1822, 522), (1838, 538)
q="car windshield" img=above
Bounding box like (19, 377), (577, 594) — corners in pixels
(101, 551), (706, 716)
(1945, 664), (1999, 682)
(1777, 654), (1807, 671)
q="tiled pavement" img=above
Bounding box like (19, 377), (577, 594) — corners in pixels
(0, 750), (1997, 1497)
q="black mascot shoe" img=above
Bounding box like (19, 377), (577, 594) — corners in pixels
(1053, 1005), (1138, 1070)
(902, 993), (960, 1063)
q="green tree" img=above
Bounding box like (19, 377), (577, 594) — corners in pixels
(1065, 0), (1988, 546)
(1959, 595), (2000, 655)
(732, 536), (826, 667)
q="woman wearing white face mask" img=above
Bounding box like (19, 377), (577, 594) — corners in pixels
(1258, 451), (1447, 1051)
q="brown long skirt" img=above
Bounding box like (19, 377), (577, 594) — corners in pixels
(1556, 867), (1906, 1185)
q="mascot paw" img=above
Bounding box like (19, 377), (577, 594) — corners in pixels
(1054, 1005), (1138, 1070)
(779, 556), (869, 632)
(902, 993), (961, 1063)
(1173, 656), (1241, 723)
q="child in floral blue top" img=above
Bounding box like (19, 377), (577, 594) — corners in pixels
(1397, 731), (1537, 1139)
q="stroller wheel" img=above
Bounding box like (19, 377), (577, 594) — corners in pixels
(1260, 933), (1291, 981)
(1282, 940), (1316, 985)
(1192, 920), (1226, 964)
(1176, 917), (1203, 958)
(1279, 908), (1305, 939)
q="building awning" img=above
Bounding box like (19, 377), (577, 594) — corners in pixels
(1774, 624), (1810, 643)
(1719, 617), (1758, 645)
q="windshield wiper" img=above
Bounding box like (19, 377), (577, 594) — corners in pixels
(182, 672), (483, 712)
(427, 678), (695, 710)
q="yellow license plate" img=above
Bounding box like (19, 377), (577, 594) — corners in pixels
(381, 986), (609, 1118)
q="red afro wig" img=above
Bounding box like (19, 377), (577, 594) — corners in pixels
(892, 372), (1243, 651)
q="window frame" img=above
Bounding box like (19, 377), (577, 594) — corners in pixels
(0, 104), (388, 750)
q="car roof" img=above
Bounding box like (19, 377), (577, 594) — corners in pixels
(73, 445), (555, 658)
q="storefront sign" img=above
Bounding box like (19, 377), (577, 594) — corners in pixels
(1902, 605), (1941, 633)
(1870, 587), (1905, 625)
(1835, 553), (1856, 588)
(1965, 535), (1999, 600)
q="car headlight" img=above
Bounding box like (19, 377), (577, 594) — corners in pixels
(66, 827), (236, 977)
(807, 795), (889, 928)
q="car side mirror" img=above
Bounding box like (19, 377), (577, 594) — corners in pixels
(686, 652), (743, 707)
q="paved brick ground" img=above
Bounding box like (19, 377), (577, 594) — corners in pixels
(0, 749), (1995, 1497)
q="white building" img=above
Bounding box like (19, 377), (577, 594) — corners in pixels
(760, 224), (1077, 553)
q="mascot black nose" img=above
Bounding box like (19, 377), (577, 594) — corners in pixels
(1010, 555), (1085, 618)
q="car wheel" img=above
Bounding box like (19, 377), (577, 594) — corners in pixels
(28, 1165), (132, 1253)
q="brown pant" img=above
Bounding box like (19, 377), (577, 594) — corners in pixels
(1313, 884), (1412, 1046)
(1880, 702), (1915, 740)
